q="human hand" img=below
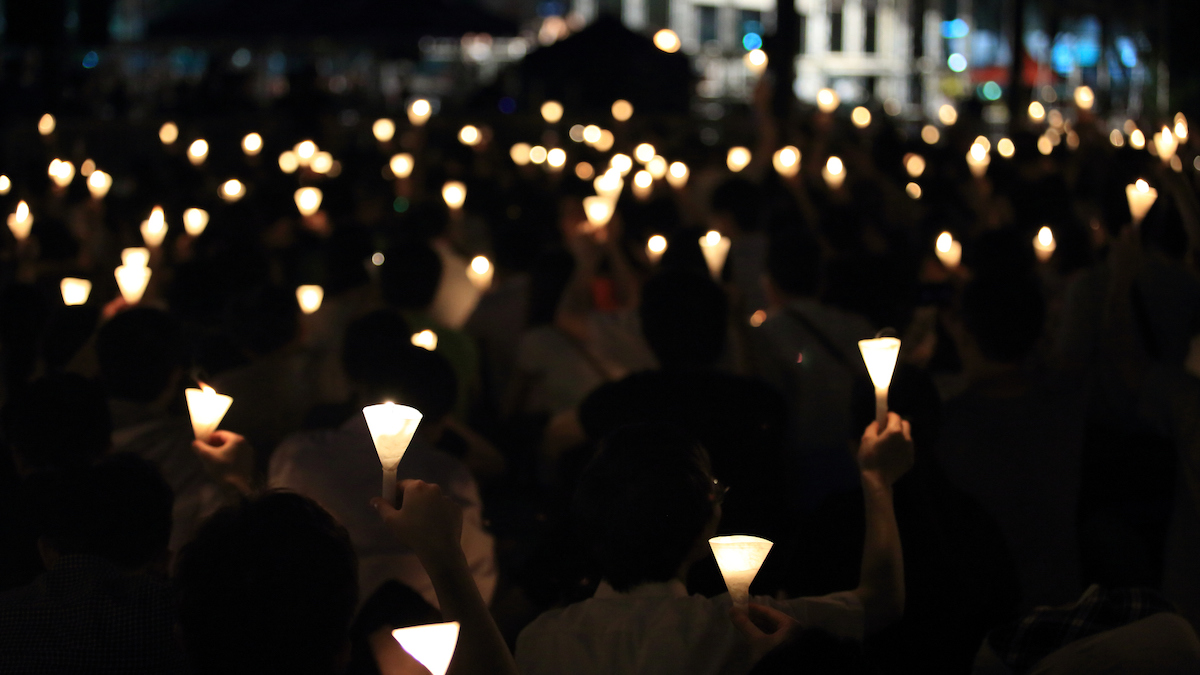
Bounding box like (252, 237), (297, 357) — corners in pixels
(192, 430), (256, 494)
(371, 480), (464, 565)
(730, 603), (802, 663)
(858, 412), (914, 488)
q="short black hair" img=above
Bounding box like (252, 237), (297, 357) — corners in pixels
(175, 492), (358, 675)
(224, 285), (299, 357)
(961, 274), (1045, 363)
(574, 423), (715, 591)
(379, 241), (442, 310)
(26, 453), (173, 569)
(96, 308), (186, 402)
(767, 228), (822, 297)
(2, 373), (112, 471)
(639, 270), (728, 368)
(342, 311), (457, 421)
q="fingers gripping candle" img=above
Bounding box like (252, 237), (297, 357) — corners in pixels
(362, 403), (423, 503)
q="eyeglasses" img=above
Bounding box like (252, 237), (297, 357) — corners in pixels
(710, 478), (729, 506)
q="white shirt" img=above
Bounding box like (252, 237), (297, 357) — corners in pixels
(516, 580), (863, 675)
(269, 417), (497, 610)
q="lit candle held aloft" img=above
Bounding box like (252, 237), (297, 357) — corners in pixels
(646, 234), (668, 263)
(411, 330), (438, 351)
(141, 206), (168, 248)
(467, 256), (493, 291)
(295, 187), (323, 216)
(772, 146), (800, 178)
(858, 337), (901, 430)
(60, 278), (91, 306)
(1126, 179), (1158, 225)
(935, 232), (962, 269)
(7, 201), (32, 241)
(185, 383), (233, 442)
(822, 157), (846, 190)
(699, 230), (731, 279)
(709, 535), (774, 609)
(442, 181), (466, 210)
(1034, 226), (1056, 262)
(296, 285), (324, 314)
(183, 208), (209, 237)
(389, 153), (414, 178)
(391, 622), (459, 675)
(363, 403), (423, 503)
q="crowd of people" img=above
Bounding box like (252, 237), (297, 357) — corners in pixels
(2, 55), (1200, 674)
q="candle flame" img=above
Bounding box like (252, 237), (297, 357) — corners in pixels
(936, 232), (953, 253)
(1137, 179), (1150, 193)
(1037, 226), (1054, 247)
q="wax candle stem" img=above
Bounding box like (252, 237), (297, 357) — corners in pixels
(876, 387), (888, 431)
(383, 467), (398, 504)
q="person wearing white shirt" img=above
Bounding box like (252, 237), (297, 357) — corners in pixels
(516, 415), (913, 675)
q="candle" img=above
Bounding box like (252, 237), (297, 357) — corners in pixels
(822, 156), (845, 190)
(653, 28), (681, 53)
(242, 132), (263, 156)
(546, 149), (566, 170)
(666, 162), (689, 188)
(389, 153), (414, 178)
(411, 329), (438, 351)
(295, 140), (317, 166)
(372, 118), (396, 142)
(966, 143), (990, 178)
(296, 285), (324, 314)
(278, 151), (299, 174)
(772, 146), (801, 178)
(709, 535), (774, 608)
(141, 207), (168, 248)
(1034, 226), (1056, 262)
(114, 264), (152, 304)
(529, 146), (547, 165)
(1129, 129), (1146, 149)
(611, 100), (633, 122)
(997, 138), (1016, 158)
(87, 170), (112, 199)
(647, 156), (668, 179)
(121, 247), (150, 269)
(362, 402), (423, 503)
(594, 170), (624, 201)
(610, 154), (633, 176)
(294, 187), (323, 216)
(183, 208), (209, 236)
(509, 144), (531, 166)
(185, 383), (234, 442)
(0, 175), (10, 195)
(38, 113), (56, 135)
(632, 170), (653, 200)
(1126, 179), (1158, 225)
(467, 256), (493, 290)
(816, 88), (839, 113)
(459, 125), (481, 146)
(310, 152), (333, 175)
(935, 232), (962, 269)
(938, 104), (958, 126)
(60, 278), (92, 306)
(582, 197), (614, 231)
(1154, 126), (1178, 163)
(646, 235), (668, 263)
(391, 622), (459, 675)
(407, 99), (431, 126)
(634, 143), (656, 164)
(187, 139), (208, 166)
(159, 122), (179, 145)
(1074, 85), (1095, 110)
(906, 183), (922, 199)
(219, 179), (245, 202)
(540, 101), (563, 123)
(858, 337), (901, 430)
(699, 230), (731, 279)
(7, 201), (32, 241)
(744, 48), (768, 75)
(726, 147), (751, 173)
(442, 181), (466, 210)
(48, 159), (75, 188)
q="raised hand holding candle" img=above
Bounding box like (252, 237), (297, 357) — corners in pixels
(185, 383), (233, 442)
(363, 403), (423, 503)
(1126, 179), (1157, 225)
(709, 535), (774, 608)
(858, 337), (901, 430)
(391, 622), (459, 675)
(699, 230), (731, 279)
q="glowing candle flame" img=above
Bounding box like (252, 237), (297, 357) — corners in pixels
(904, 153), (925, 178)
(114, 264), (152, 304)
(632, 170), (653, 200)
(220, 179), (245, 202)
(859, 337), (901, 428)
(38, 114), (56, 135)
(459, 125), (481, 146)
(1074, 86), (1095, 110)
(509, 144), (531, 166)
(582, 196), (615, 229)
(467, 256), (493, 290)
(390, 153), (414, 178)
(0, 175), (9, 195)
(159, 122), (179, 145)
(822, 156), (845, 189)
(634, 143), (656, 164)
(1028, 101), (1045, 122)
(121, 247), (150, 268)
(726, 147), (751, 173)
(851, 106), (872, 128)
(185, 383), (234, 442)
(407, 99), (432, 126)
(709, 536), (774, 608)
(411, 329), (438, 351)
(610, 154), (633, 175)
(1126, 180), (1158, 226)
(442, 181), (466, 210)
(362, 402), (423, 502)
(594, 170), (624, 201)
(60, 278), (91, 306)
(372, 118), (396, 142)
(997, 138), (1015, 158)
(391, 622), (459, 675)
(296, 285), (324, 314)
(816, 88), (839, 113)
(967, 143), (991, 178)
(935, 232), (962, 269)
(294, 187), (323, 216)
(771, 146), (800, 178)
(183, 208), (209, 236)
(540, 101), (563, 123)
(279, 151), (300, 174)
(295, 140), (317, 166)
(1034, 226), (1056, 262)
(646, 234), (667, 263)
(667, 161), (689, 188)
(653, 29), (680, 53)
(87, 170), (113, 199)
(611, 100), (633, 122)
(242, 132), (263, 156)
(699, 231), (731, 279)
(187, 139), (209, 165)
(141, 206), (167, 247)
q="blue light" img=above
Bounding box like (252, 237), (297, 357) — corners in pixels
(742, 33), (763, 51)
(1076, 38), (1100, 67)
(1117, 37), (1138, 68)
(948, 53), (968, 72)
(941, 18), (969, 39)
(498, 97), (516, 114)
(82, 51), (99, 69)
(981, 81), (1002, 100)
(1051, 40), (1075, 75)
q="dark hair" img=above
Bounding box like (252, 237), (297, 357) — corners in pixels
(573, 423), (715, 591)
(224, 285), (299, 356)
(767, 228), (822, 297)
(26, 453), (173, 568)
(342, 311), (457, 421)
(711, 178), (762, 232)
(96, 308), (186, 402)
(639, 270), (728, 368)
(175, 492), (358, 675)
(379, 241), (442, 310)
(961, 274), (1045, 363)
(2, 373), (112, 471)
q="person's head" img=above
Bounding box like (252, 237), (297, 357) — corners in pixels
(639, 270), (728, 369)
(26, 453), (173, 571)
(224, 285), (299, 358)
(342, 311), (457, 424)
(379, 240), (442, 311)
(960, 273), (1045, 364)
(711, 178), (762, 233)
(2, 373), (112, 474)
(96, 308), (186, 403)
(175, 492), (358, 675)
(574, 423), (719, 591)
(766, 228), (822, 299)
